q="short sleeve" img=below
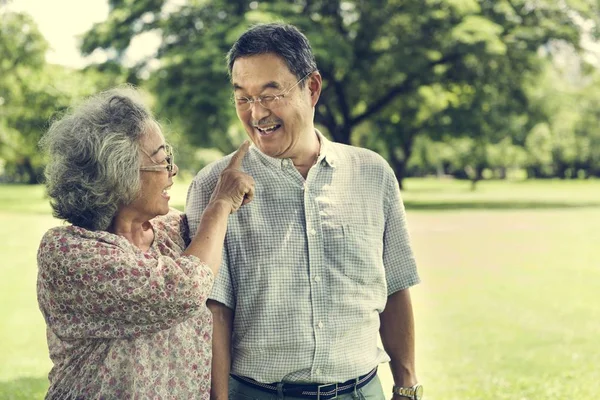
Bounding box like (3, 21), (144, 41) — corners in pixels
(185, 167), (221, 237)
(207, 243), (235, 309)
(382, 167), (420, 294)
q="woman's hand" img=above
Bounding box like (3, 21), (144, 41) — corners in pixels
(209, 141), (255, 213)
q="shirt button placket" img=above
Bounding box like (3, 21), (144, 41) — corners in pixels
(304, 179), (328, 380)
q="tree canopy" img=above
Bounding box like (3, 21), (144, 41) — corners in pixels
(3, 0), (600, 185)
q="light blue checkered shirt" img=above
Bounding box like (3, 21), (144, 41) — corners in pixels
(185, 131), (419, 384)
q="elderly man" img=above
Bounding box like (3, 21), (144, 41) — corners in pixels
(186, 23), (422, 400)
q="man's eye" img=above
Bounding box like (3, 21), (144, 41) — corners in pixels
(261, 96), (277, 103)
(236, 97), (250, 104)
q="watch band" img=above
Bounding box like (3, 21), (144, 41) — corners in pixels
(392, 384), (423, 400)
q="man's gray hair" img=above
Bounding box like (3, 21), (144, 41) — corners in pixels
(226, 22), (318, 86)
(40, 85), (155, 231)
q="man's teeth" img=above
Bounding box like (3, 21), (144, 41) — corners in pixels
(258, 125), (279, 133)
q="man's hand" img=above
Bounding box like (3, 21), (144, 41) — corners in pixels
(210, 140), (255, 213)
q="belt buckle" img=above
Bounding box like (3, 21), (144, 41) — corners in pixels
(316, 382), (338, 400)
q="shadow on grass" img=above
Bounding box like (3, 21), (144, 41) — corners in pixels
(6, 201), (599, 216)
(0, 376), (48, 400)
(404, 200), (600, 210)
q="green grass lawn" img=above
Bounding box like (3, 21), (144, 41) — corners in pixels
(1, 178), (598, 399)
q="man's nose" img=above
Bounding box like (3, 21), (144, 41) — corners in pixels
(250, 101), (271, 121)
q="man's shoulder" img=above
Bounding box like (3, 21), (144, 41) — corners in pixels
(193, 154), (232, 184)
(329, 142), (390, 169)
(192, 147), (263, 186)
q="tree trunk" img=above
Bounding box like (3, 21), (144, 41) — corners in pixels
(388, 150), (407, 190)
(469, 164), (485, 191)
(330, 124), (352, 145)
(21, 157), (38, 184)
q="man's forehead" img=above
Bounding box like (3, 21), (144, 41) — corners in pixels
(231, 54), (294, 87)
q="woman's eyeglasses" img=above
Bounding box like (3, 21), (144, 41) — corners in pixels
(139, 144), (174, 173)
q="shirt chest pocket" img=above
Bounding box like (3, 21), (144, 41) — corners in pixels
(322, 222), (385, 285)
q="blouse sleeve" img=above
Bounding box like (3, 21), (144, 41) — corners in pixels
(37, 224), (214, 340)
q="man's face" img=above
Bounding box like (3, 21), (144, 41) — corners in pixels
(231, 53), (318, 159)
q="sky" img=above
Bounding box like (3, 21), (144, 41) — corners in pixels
(5, 0), (161, 69)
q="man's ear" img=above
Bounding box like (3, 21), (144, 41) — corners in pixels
(307, 71), (322, 107)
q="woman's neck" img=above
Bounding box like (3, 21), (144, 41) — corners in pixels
(108, 212), (154, 251)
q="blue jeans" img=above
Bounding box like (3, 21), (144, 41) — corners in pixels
(229, 375), (385, 400)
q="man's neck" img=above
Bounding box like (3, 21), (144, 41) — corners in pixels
(291, 130), (321, 179)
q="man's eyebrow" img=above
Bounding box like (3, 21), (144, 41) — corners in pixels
(233, 81), (283, 91)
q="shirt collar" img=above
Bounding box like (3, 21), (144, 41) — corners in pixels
(315, 129), (336, 168)
(249, 129), (337, 170)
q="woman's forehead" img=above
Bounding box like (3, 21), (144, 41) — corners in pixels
(141, 121), (165, 150)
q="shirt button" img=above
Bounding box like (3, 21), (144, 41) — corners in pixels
(318, 321), (323, 329)
(316, 368), (322, 375)
(310, 229), (317, 236)
(314, 276), (321, 283)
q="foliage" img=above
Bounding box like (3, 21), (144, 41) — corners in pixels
(79, 0), (600, 186)
(0, 11), (48, 182)
(524, 54), (600, 178)
(81, 0), (249, 153)
(0, 10), (130, 183)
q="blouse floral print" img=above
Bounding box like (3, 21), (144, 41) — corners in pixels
(37, 210), (214, 399)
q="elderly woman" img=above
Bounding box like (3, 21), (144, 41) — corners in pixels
(37, 86), (254, 399)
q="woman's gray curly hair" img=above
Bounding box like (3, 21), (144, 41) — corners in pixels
(39, 85), (156, 231)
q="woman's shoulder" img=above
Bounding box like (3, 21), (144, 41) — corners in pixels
(151, 208), (185, 229)
(151, 208), (189, 246)
(38, 226), (123, 278)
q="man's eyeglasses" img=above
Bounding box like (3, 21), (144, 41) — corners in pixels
(232, 71), (313, 112)
(139, 144), (174, 173)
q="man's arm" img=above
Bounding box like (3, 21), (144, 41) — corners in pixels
(208, 299), (234, 400)
(379, 288), (418, 398)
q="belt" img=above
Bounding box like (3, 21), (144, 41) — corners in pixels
(231, 368), (377, 400)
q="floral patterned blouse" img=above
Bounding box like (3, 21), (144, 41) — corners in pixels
(37, 210), (214, 399)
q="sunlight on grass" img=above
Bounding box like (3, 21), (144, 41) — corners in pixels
(1, 179), (598, 399)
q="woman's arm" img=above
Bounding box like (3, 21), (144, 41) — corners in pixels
(183, 141), (254, 275)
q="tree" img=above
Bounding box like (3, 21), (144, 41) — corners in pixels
(81, 0), (250, 153)
(80, 0), (600, 182)
(0, 10), (129, 183)
(523, 46), (600, 179)
(0, 11), (50, 182)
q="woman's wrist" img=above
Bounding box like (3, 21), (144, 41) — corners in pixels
(205, 198), (234, 215)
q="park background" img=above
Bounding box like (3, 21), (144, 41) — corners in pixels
(1, 0), (599, 399)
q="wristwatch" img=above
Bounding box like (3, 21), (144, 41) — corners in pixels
(392, 384), (423, 400)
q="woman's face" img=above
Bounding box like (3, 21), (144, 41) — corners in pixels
(126, 121), (178, 221)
